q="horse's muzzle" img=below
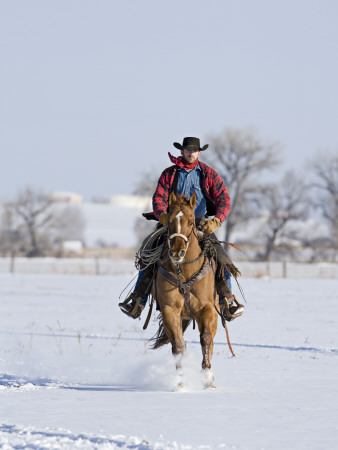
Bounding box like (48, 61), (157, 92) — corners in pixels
(169, 248), (186, 263)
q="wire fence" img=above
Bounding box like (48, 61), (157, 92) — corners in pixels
(0, 257), (337, 278)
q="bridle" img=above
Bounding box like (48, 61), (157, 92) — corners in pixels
(167, 208), (195, 261)
(167, 229), (193, 254)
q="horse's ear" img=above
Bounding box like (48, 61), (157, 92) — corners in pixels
(169, 192), (176, 205)
(189, 192), (197, 209)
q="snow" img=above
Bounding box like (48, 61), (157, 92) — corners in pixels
(0, 271), (338, 449)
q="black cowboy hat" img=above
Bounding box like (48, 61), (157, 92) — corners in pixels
(173, 137), (209, 151)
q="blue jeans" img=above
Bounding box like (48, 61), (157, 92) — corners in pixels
(225, 269), (231, 290)
(135, 270), (149, 307)
(219, 269), (231, 305)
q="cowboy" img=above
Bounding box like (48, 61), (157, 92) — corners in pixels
(119, 137), (244, 321)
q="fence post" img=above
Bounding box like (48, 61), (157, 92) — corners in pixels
(95, 256), (100, 275)
(10, 252), (15, 274)
(283, 261), (287, 278)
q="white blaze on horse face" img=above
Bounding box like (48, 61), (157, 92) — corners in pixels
(176, 211), (184, 234)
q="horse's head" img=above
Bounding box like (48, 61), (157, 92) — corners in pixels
(167, 192), (196, 264)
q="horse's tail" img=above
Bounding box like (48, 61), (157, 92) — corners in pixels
(150, 315), (191, 349)
(150, 317), (168, 349)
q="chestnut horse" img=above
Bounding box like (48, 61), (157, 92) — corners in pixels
(152, 192), (219, 389)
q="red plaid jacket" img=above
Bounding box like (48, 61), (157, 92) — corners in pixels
(143, 161), (231, 223)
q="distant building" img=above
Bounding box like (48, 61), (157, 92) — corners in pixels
(91, 196), (111, 204)
(50, 191), (83, 204)
(62, 240), (83, 257)
(109, 195), (152, 209)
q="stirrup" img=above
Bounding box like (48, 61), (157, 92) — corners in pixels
(119, 294), (144, 319)
(220, 295), (244, 322)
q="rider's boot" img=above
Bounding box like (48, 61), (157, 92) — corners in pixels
(118, 266), (153, 319)
(119, 292), (146, 319)
(219, 294), (244, 321)
(216, 266), (244, 322)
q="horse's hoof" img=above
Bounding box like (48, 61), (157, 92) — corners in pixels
(202, 369), (215, 389)
(205, 383), (216, 390)
(175, 382), (185, 392)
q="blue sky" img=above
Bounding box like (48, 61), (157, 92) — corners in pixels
(1, 0), (337, 201)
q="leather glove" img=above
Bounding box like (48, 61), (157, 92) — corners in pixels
(158, 212), (168, 226)
(201, 217), (222, 234)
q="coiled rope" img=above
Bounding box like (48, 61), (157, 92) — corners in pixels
(135, 226), (168, 271)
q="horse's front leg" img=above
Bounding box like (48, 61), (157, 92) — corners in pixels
(198, 304), (218, 388)
(200, 328), (212, 370)
(162, 304), (185, 386)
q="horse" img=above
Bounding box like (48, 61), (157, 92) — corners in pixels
(151, 192), (219, 389)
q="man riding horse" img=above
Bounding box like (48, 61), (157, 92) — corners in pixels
(119, 137), (244, 322)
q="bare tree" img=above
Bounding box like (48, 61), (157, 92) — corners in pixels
(256, 172), (309, 261)
(3, 187), (57, 256)
(132, 168), (161, 245)
(1, 186), (86, 257)
(133, 168), (160, 196)
(309, 151), (338, 259)
(0, 206), (26, 271)
(52, 204), (86, 246)
(204, 127), (281, 246)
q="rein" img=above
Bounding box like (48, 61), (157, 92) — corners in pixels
(213, 303), (236, 357)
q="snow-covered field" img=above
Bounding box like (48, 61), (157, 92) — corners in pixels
(0, 271), (337, 449)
